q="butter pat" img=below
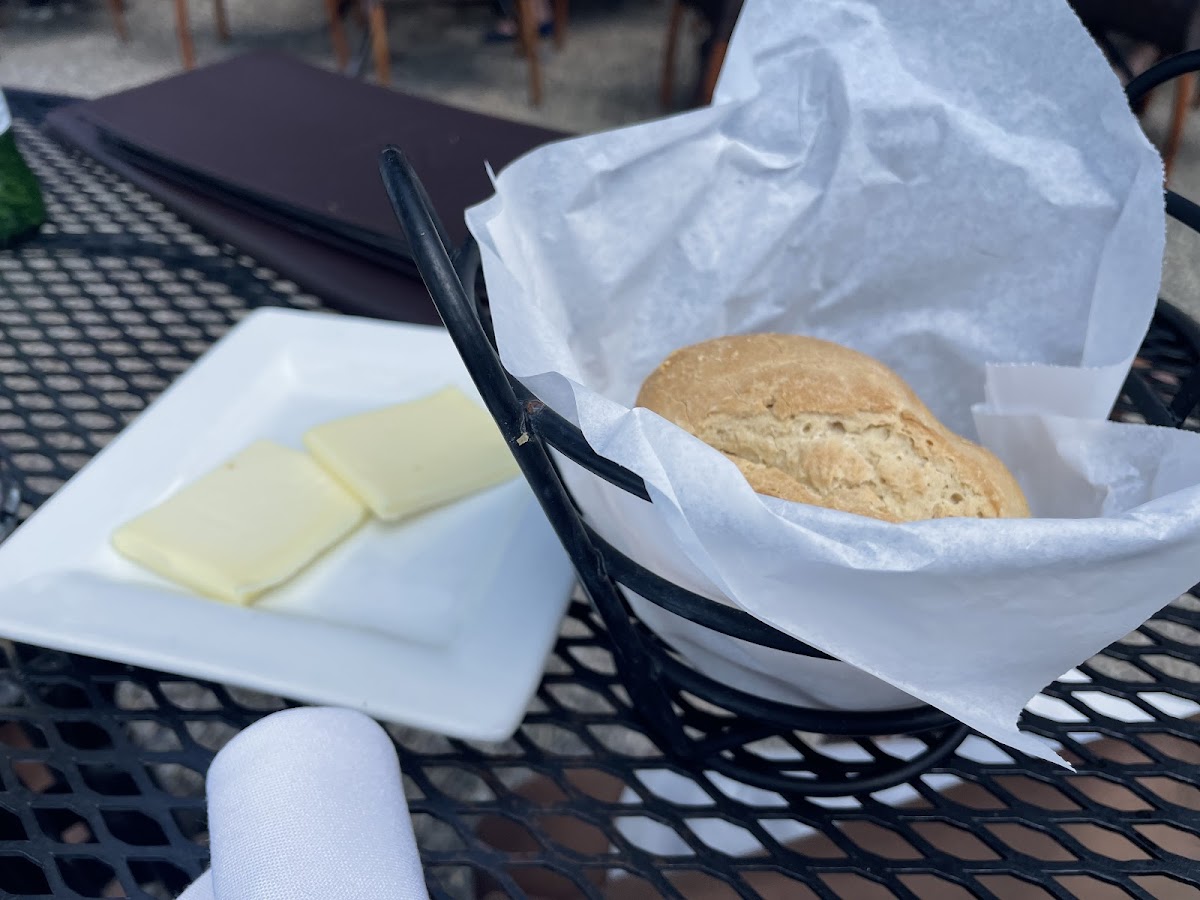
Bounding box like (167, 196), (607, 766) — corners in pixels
(304, 386), (520, 521)
(112, 440), (365, 604)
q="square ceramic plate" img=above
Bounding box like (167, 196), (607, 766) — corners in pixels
(0, 308), (576, 741)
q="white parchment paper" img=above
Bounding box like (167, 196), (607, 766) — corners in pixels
(466, 0), (1200, 762)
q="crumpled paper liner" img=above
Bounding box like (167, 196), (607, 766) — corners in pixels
(466, 0), (1199, 762)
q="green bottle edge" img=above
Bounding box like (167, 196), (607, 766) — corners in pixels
(0, 128), (47, 250)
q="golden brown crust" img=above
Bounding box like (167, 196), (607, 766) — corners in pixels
(636, 334), (1029, 522)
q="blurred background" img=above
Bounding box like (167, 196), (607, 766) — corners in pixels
(0, 0), (687, 133)
(0, 0), (1194, 154)
(3, 0), (1200, 320)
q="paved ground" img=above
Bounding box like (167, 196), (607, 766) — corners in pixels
(0, 0), (688, 133)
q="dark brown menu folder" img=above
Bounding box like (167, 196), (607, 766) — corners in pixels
(44, 51), (565, 323)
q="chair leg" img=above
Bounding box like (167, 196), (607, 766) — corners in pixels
(699, 37), (728, 106)
(1164, 71), (1195, 180)
(516, 0), (543, 106)
(660, 0), (684, 110)
(213, 0), (231, 42)
(324, 0), (351, 70)
(551, 0), (568, 50)
(366, 0), (390, 85)
(173, 0), (197, 69)
(106, 0), (129, 41)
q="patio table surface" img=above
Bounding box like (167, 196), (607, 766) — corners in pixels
(1, 88), (1200, 900)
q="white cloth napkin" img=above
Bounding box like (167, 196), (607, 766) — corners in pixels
(178, 707), (429, 899)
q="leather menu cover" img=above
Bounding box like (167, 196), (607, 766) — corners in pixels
(44, 51), (564, 324)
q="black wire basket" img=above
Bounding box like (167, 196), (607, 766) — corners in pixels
(0, 453), (20, 543)
(378, 54), (1200, 797)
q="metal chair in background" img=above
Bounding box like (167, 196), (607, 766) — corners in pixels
(1070, 0), (1200, 177)
(660, 0), (742, 109)
(101, 0), (563, 103)
(103, 0), (378, 77)
(326, 0), (568, 102)
(105, 0), (228, 70)
(324, 0), (392, 85)
(513, 0), (569, 106)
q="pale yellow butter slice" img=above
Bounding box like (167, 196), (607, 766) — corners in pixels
(304, 386), (520, 522)
(112, 440), (366, 605)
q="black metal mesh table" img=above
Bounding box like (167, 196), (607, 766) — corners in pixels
(3, 89), (1200, 900)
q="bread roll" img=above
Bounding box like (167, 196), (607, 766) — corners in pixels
(636, 334), (1029, 522)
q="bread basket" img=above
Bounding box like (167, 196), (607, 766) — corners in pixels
(378, 54), (1200, 794)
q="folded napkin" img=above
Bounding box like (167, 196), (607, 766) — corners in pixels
(179, 707), (429, 899)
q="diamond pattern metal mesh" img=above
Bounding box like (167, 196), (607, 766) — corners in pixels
(1, 91), (1199, 900)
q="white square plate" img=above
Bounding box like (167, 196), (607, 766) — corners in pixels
(0, 308), (576, 741)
